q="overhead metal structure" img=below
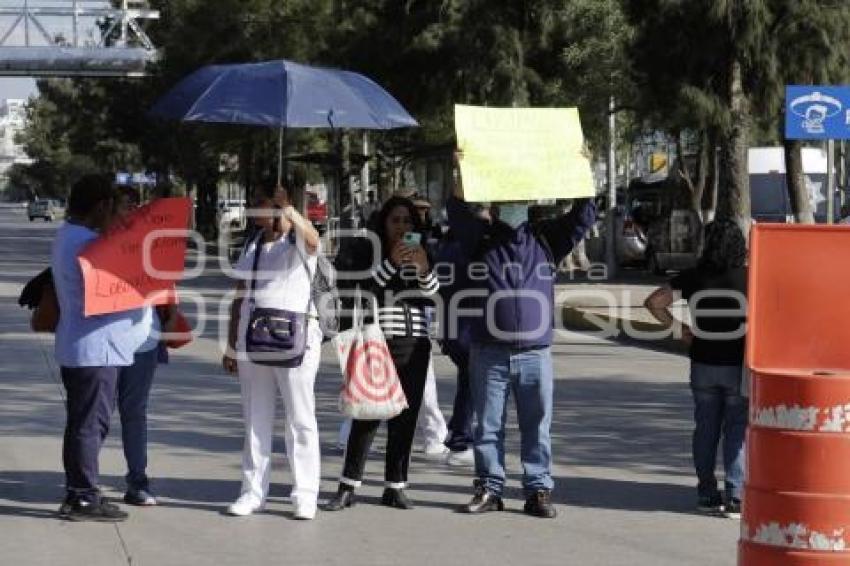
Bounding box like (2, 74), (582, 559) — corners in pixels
(0, 0), (159, 77)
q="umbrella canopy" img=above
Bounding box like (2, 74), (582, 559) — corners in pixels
(149, 59), (418, 129)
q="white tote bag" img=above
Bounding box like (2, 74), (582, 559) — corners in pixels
(334, 295), (408, 420)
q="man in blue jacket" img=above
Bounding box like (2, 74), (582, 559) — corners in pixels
(447, 175), (596, 518)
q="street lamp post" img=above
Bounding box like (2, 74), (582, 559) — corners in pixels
(606, 96), (617, 278)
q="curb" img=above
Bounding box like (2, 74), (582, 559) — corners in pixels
(560, 305), (688, 355)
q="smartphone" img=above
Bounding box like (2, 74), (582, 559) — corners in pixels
(402, 232), (422, 246)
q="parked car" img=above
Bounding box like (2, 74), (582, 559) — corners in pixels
(585, 190), (649, 267)
(306, 191), (328, 233)
(628, 178), (701, 274)
(27, 199), (63, 222)
(618, 212), (649, 264)
(216, 199), (246, 230)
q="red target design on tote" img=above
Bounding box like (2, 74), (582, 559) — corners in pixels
(343, 340), (403, 403)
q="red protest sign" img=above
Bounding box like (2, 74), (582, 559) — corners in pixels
(79, 197), (191, 316)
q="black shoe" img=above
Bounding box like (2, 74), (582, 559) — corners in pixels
(124, 488), (157, 507)
(323, 484), (356, 512)
(63, 498), (128, 522)
(524, 490), (557, 519)
(696, 493), (724, 514)
(462, 481), (504, 514)
(723, 498), (742, 519)
(381, 487), (414, 510)
(57, 494), (74, 516)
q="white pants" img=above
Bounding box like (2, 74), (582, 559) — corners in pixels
(416, 357), (448, 447)
(337, 357), (448, 449)
(236, 326), (321, 507)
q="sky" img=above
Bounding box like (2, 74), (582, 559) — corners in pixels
(0, 1), (113, 100)
(0, 78), (37, 100)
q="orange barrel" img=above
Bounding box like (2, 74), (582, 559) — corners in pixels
(741, 224), (850, 565)
(739, 369), (850, 564)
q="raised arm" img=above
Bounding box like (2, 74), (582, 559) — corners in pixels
(536, 198), (597, 265)
(274, 188), (319, 254)
(446, 150), (486, 259)
(283, 205), (320, 255)
(447, 197), (486, 260)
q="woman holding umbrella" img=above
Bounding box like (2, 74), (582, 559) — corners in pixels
(222, 188), (323, 520)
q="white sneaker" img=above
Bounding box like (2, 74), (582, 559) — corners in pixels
(226, 494), (264, 516)
(446, 448), (475, 467)
(293, 502), (317, 520)
(423, 442), (450, 460)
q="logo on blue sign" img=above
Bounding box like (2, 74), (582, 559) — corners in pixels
(786, 86), (850, 140)
(789, 91), (842, 135)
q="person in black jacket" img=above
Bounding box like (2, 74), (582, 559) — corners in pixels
(645, 220), (748, 518)
(325, 197), (440, 511)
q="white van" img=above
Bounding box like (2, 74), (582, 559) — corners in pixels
(749, 147), (834, 222)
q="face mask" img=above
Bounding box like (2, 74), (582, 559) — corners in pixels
(497, 203), (529, 229)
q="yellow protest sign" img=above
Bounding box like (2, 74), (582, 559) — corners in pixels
(454, 105), (596, 202)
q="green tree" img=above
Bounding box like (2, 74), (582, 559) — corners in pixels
(628, 0), (777, 232)
(763, 1), (850, 223)
(628, 0), (850, 229)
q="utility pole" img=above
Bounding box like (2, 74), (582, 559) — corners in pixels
(361, 132), (369, 199)
(827, 139), (835, 224)
(606, 96), (617, 277)
(72, 0), (79, 46)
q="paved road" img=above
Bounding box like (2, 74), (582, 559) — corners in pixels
(0, 208), (739, 566)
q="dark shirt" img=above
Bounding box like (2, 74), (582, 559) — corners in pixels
(670, 266), (748, 366)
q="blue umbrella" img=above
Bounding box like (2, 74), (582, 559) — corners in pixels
(150, 59), (418, 184)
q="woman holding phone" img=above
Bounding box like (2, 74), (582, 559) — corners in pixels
(325, 196), (440, 511)
(222, 188), (323, 520)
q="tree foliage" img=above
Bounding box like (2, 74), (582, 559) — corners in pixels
(12, 0), (850, 230)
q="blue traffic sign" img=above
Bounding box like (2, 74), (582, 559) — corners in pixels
(115, 171), (157, 185)
(786, 85), (850, 140)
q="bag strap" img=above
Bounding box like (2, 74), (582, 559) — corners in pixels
(248, 232), (264, 306)
(351, 287), (379, 329)
(401, 302), (413, 336)
(292, 235), (316, 316)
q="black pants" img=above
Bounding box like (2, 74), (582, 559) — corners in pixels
(444, 343), (474, 451)
(342, 337), (431, 485)
(61, 366), (119, 503)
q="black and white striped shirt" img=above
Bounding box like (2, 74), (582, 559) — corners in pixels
(370, 258), (439, 337)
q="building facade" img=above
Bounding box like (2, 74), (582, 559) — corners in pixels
(0, 98), (32, 198)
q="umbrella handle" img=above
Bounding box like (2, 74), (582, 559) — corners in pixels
(277, 126), (284, 187)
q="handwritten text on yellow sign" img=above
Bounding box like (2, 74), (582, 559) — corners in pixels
(455, 105), (596, 202)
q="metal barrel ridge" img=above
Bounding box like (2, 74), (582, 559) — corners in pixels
(739, 369), (850, 564)
(741, 224), (850, 565)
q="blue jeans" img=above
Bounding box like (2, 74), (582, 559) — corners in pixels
(690, 362), (748, 500)
(118, 348), (159, 492)
(470, 343), (554, 496)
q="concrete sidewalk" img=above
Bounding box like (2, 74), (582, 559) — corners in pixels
(0, 211), (738, 566)
(558, 280), (691, 354)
